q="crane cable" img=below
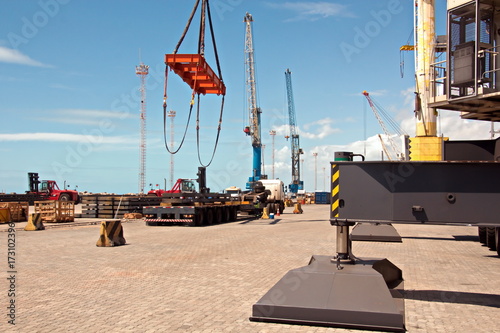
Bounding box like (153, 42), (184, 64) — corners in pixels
(162, 0), (225, 168)
(162, 0), (200, 154)
(196, 0), (224, 167)
(400, 28), (414, 78)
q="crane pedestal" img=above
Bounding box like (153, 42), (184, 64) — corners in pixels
(250, 225), (405, 332)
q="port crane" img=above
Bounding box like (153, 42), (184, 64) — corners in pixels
(362, 90), (406, 160)
(243, 13), (263, 189)
(284, 69), (303, 193)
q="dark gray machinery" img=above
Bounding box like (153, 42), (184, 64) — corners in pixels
(251, 1), (500, 330)
(251, 154), (500, 332)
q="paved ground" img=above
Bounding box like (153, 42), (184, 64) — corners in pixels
(1, 204), (499, 332)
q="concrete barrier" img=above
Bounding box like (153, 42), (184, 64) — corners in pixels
(24, 213), (45, 231)
(261, 207), (270, 219)
(96, 220), (126, 247)
(293, 203), (303, 214)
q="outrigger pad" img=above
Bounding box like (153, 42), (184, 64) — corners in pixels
(351, 223), (402, 242)
(250, 255), (405, 332)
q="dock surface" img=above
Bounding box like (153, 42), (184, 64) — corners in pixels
(1, 205), (499, 332)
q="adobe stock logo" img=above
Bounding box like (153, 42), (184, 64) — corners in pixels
(212, 0), (243, 21)
(339, 0), (403, 63)
(7, 0), (71, 49)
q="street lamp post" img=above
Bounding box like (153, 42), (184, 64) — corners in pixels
(269, 130), (276, 179)
(312, 152), (318, 191)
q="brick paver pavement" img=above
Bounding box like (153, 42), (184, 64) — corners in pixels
(1, 205), (498, 332)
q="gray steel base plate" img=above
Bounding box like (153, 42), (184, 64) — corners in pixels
(351, 223), (402, 242)
(250, 255), (405, 332)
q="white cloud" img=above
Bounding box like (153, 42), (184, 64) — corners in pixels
(265, 2), (352, 21)
(54, 109), (135, 119)
(0, 46), (51, 67)
(300, 117), (341, 139)
(0, 132), (136, 144)
(36, 109), (136, 126)
(273, 117), (340, 140)
(437, 110), (492, 140)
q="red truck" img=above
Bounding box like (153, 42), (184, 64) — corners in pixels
(0, 172), (80, 204)
(147, 178), (197, 197)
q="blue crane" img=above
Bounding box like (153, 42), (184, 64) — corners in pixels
(284, 69), (303, 193)
(243, 13), (263, 189)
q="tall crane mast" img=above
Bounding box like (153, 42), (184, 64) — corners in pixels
(244, 12), (263, 189)
(284, 69), (303, 193)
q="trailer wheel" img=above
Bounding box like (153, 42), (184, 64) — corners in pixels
(214, 208), (222, 224)
(230, 207), (238, 221)
(478, 227), (487, 244)
(486, 227), (497, 251)
(266, 203), (275, 214)
(496, 228), (500, 256)
(222, 207), (230, 223)
(205, 209), (214, 225)
(194, 210), (203, 226)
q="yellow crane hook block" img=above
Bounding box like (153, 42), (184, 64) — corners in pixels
(293, 203), (303, 214)
(96, 220), (126, 247)
(24, 213), (45, 231)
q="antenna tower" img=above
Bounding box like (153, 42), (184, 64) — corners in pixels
(136, 62), (149, 194)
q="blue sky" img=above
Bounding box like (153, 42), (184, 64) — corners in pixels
(0, 0), (494, 194)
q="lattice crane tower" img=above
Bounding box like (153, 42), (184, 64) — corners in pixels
(136, 62), (149, 194)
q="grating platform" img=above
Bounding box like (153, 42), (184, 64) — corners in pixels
(165, 53), (226, 95)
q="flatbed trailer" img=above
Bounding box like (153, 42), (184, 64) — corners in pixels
(143, 192), (258, 226)
(0, 193), (51, 205)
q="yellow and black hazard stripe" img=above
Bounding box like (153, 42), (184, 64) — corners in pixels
(24, 213), (45, 231)
(96, 220), (126, 247)
(331, 164), (340, 218)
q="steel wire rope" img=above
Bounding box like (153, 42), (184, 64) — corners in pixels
(163, 0), (200, 154)
(162, 68), (196, 154)
(173, 0), (200, 55)
(163, 0), (225, 162)
(195, 0), (225, 167)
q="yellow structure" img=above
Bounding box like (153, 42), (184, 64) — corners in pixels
(408, 136), (448, 161)
(410, 0), (443, 161)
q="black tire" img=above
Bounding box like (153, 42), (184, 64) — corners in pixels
(279, 202), (285, 214)
(478, 227), (487, 244)
(59, 193), (71, 201)
(266, 203), (275, 214)
(486, 227), (497, 251)
(496, 228), (500, 257)
(204, 209), (214, 225)
(230, 207), (238, 221)
(193, 210), (203, 226)
(222, 207), (230, 223)
(214, 208), (222, 224)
